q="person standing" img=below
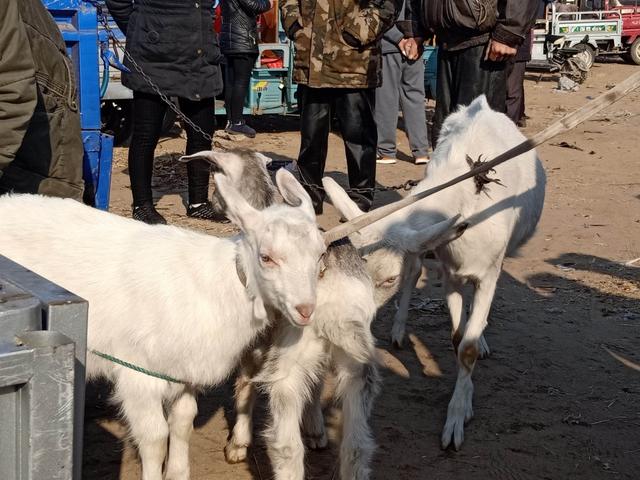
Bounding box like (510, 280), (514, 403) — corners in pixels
(375, 0), (432, 166)
(280, 0), (399, 214)
(505, 29), (533, 127)
(106, 0), (224, 224)
(0, 0), (84, 200)
(220, 0), (273, 138)
(422, 0), (538, 145)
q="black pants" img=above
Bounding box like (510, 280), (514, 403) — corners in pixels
(129, 92), (215, 205)
(433, 43), (507, 145)
(224, 53), (257, 123)
(297, 85), (377, 213)
(505, 60), (527, 124)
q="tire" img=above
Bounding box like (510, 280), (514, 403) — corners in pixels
(101, 100), (132, 147)
(573, 43), (596, 69)
(629, 38), (640, 65)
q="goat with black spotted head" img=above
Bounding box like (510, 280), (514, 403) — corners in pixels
(0, 168), (325, 480)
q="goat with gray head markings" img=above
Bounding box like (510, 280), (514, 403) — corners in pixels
(0, 168), (325, 480)
(324, 95), (547, 451)
(180, 148), (459, 479)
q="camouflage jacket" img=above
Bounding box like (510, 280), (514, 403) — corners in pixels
(280, 0), (400, 88)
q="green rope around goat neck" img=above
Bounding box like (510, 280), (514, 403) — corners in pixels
(89, 349), (187, 384)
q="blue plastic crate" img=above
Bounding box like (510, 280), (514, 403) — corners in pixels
(423, 46), (438, 99)
(247, 69), (288, 114)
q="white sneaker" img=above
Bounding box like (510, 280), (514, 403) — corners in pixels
(376, 156), (397, 165)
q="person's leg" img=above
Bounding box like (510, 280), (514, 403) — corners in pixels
(513, 61), (527, 126)
(335, 88), (377, 212)
(178, 97), (215, 208)
(433, 47), (455, 146)
(224, 56), (236, 126)
(454, 44), (507, 112)
(128, 91), (168, 224)
(434, 44), (506, 146)
(297, 85), (331, 214)
(399, 57), (431, 162)
(226, 53), (258, 137)
(375, 53), (402, 163)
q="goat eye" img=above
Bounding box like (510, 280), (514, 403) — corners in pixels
(384, 276), (398, 286)
(260, 254), (273, 264)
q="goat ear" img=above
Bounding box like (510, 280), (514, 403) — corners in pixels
(214, 173), (259, 231)
(400, 215), (467, 254)
(275, 169), (316, 219)
(254, 152), (272, 167)
(180, 151), (240, 177)
(179, 150), (216, 165)
(322, 177), (364, 221)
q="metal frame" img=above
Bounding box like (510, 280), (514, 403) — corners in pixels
(43, 0), (114, 210)
(0, 255), (88, 480)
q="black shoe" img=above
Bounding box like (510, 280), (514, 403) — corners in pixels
(187, 201), (229, 222)
(225, 121), (256, 138)
(132, 202), (167, 225)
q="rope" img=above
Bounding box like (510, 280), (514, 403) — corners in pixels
(90, 349), (187, 384)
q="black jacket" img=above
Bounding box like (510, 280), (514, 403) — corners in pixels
(220, 0), (272, 55)
(422, 0), (538, 51)
(105, 0), (223, 100)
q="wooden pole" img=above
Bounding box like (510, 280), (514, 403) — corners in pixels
(322, 70), (640, 244)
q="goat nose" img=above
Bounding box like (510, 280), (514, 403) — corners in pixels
(295, 303), (315, 323)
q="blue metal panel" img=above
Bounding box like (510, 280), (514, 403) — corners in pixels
(42, 0), (113, 210)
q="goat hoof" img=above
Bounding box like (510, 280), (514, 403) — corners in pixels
(441, 419), (465, 451)
(224, 443), (248, 464)
(304, 432), (328, 450)
(478, 335), (491, 359)
(390, 326), (405, 349)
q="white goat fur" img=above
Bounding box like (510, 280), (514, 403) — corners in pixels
(183, 149), (427, 480)
(0, 170), (326, 480)
(324, 96), (546, 450)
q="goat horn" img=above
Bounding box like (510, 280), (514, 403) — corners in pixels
(323, 69), (640, 244)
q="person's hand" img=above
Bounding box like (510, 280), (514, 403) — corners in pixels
(399, 37), (423, 60)
(485, 39), (517, 62)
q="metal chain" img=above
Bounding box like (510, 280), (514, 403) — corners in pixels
(296, 178), (420, 194)
(94, 3), (214, 142)
(92, 2), (421, 195)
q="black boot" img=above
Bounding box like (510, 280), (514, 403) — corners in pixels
(132, 202), (167, 225)
(187, 200), (229, 222)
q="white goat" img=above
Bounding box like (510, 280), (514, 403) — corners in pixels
(0, 169), (326, 480)
(324, 95), (547, 450)
(180, 149), (461, 479)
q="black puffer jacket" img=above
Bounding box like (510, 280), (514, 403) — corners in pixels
(105, 0), (223, 100)
(220, 0), (272, 55)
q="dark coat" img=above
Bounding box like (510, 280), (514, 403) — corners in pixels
(0, 0), (84, 199)
(280, 0), (400, 88)
(105, 0), (223, 100)
(220, 0), (272, 55)
(422, 0), (538, 51)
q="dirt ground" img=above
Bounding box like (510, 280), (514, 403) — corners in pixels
(83, 62), (640, 480)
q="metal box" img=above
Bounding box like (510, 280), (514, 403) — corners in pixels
(0, 255), (88, 480)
